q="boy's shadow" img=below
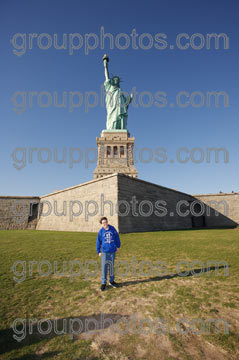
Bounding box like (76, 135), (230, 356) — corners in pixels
(117, 265), (229, 287)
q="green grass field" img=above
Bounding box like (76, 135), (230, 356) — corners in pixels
(0, 229), (238, 360)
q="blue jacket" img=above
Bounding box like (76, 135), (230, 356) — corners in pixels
(96, 225), (121, 254)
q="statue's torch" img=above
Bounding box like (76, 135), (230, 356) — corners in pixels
(102, 53), (109, 65)
(102, 54), (110, 81)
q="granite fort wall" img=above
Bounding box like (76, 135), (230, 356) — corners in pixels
(117, 174), (237, 233)
(37, 175), (119, 232)
(1, 175), (237, 233)
(0, 196), (40, 230)
(194, 193), (239, 225)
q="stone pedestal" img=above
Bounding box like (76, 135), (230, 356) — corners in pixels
(93, 130), (138, 179)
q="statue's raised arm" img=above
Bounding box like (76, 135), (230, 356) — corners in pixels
(102, 54), (109, 81)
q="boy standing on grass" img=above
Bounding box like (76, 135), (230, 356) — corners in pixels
(96, 217), (121, 291)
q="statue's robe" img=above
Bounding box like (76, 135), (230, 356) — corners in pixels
(104, 78), (130, 129)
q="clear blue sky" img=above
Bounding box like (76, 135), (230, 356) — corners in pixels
(0, 0), (238, 196)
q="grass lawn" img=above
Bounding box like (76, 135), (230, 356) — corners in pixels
(0, 228), (238, 360)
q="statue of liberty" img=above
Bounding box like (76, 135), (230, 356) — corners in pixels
(103, 54), (133, 130)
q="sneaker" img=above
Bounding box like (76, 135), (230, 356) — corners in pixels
(101, 284), (106, 291)
(109, 281), (119, 288)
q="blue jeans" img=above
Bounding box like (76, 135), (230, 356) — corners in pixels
(101, 252), (115, 284)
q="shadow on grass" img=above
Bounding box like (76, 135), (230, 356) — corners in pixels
(11, 352), (100, 360)
(11, 351), (60, 360)
(0, 313), (129, 356)
(117, 265), (230, 287)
